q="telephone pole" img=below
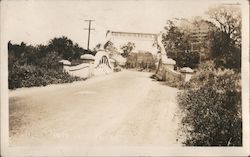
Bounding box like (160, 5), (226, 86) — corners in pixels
(84, 20), (95, 50)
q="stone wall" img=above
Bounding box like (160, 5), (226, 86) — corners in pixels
(164, 67), (183, 82)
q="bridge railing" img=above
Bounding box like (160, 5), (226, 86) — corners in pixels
(60, 51), (114, 79)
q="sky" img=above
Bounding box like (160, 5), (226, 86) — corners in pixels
(1, 0), (236, 49)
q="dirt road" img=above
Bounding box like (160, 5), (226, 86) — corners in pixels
(9, 70), (181, 146)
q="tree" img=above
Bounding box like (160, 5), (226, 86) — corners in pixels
(206, 5), (241, 46)
(176, 50), (200, 69)
(47, 36), (74, 60)
(162, 19), (199, 68)
(162, 20), (184, 58)
(8, 41), (39, 66)
(206, 5), (241, 70)
(120, 42), (135, 58)
(72, 43), (85, 59)
(47, 36), (87, 61)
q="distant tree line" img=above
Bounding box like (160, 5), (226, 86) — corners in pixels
(8, 36), (94, 89)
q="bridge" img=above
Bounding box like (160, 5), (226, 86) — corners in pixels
(60, 50), (113, 78)
(110, 31), (157, 39)
(60, 31), (193, 82)
(106, 30), (159, 55)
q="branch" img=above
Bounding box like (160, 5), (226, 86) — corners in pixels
(227, 137), (232, 146)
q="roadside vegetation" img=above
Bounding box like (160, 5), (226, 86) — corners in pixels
(125, 52), (157, 72)
(178, 62), (241, 146)
(161, 5), (242, 146)
(8, 36), (93, 89)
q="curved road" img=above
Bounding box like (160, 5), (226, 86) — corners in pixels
(9, 70), (181, 146)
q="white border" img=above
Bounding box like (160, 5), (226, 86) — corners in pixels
(1, 0), (249, 156)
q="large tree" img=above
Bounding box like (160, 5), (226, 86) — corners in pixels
(162, 19), (200, 68)
(47, 36), (74, 60)
(206, 5), (241, 47)
(206, 5), (241, 70)
(47, 36), (87, 61)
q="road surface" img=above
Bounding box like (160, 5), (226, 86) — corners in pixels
(9, 70), (181, 146)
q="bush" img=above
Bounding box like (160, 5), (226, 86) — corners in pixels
(165, 76), (186, 89)
(9, 64), (83, 89)
(176, 50), (200, 69)
(181, 61), (215, 89)
(8, 38), (89, 89)
(178, 65), (242, 146)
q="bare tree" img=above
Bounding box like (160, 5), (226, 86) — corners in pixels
(206, 5), (241, 47)
(206, 5), (241, 70)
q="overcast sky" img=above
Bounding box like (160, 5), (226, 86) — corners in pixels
(1, 0), (236, 49)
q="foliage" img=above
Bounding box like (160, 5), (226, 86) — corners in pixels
(162, 20), (186, 59)
(176, 50), (200, 69)
(47, 36), (87, 61)
(178, 62), (242, 146)
(162, 5), (241, 71)
(164, 77), (185, 89)
(120, 42), (135, 57)
(206, 5), (241, 46)
(8, 36), (90, 89)
(162, 20), (201, 69)
(125, 52), (157, 71)
(8, 64), (82, 89)
(207, 5), (241, 70)
(209, 28), (241, 71)
(160, 5), (242, 147)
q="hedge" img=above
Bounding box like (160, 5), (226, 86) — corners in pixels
(177, 64), (242, 146)
(9, 64), (83, 89)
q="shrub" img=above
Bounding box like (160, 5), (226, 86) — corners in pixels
(9, 64), (83, 89)
(8, 39), (88, 89)
(178, 65), (242, 146)
(165, 76), (186, 89)
(176, 50), (200, 69)
(181, 61), (215, 89)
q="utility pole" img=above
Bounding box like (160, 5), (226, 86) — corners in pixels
(84, 20), (95, 50)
